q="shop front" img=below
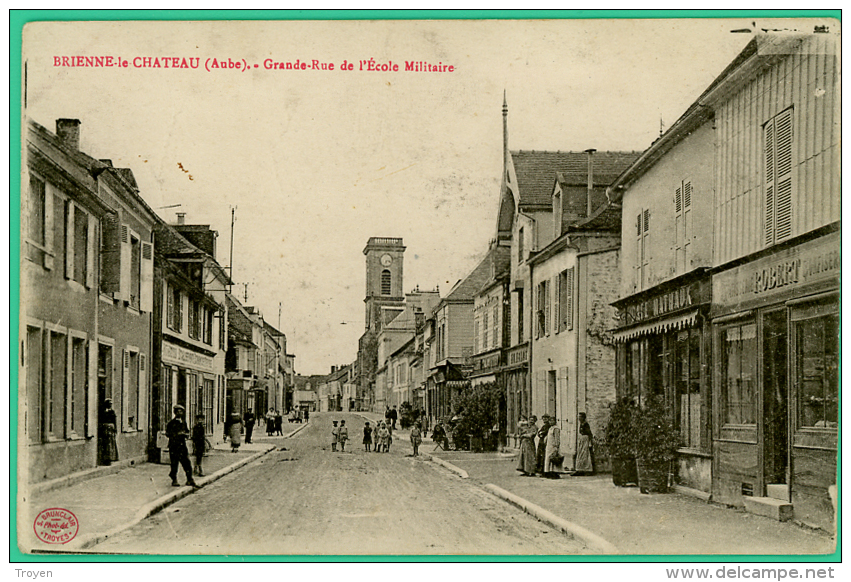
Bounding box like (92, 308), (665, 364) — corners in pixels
(614, 270), (713, 493)
(711, 229), (838, 530)
(157, 340), (218, 462)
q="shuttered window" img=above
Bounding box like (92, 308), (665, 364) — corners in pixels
(100, 213), (121, 294)
(636, 209), (650, 290)
(675, 181), (692, 273)
(764, 108), (794, 246)
(381, 269), (391, 295)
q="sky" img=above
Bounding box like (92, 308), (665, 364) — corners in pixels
(22, 16), (821, 375)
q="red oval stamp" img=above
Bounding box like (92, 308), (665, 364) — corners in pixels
(33, 508), (79, 544)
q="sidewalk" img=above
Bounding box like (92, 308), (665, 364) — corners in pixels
(20, 427), (297, 553)
(426, 448), (836, 555)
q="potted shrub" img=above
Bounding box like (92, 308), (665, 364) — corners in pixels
(605, 398), (638, 486)
(632, 395), (679, 494)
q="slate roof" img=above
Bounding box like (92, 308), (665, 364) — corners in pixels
(445, 246), (504, 303)
(511, 150), (642, 208)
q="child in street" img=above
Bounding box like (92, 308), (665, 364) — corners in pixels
(338, 420), (349, 452)
(363, 421), (372, 452)
(410, 421), (422, 456)
(377, 422), (390, 453)
(192, 414), (207, 477)
(331, 420), (339, 452)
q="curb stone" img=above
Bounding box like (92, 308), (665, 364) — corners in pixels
(69, 444), (276, 551)
(483, 484), (619, 554)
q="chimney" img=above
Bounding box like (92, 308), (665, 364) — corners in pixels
(585, 148), (596, 216)
(56, 119), (81, 150)
(176, 212), (186, 225)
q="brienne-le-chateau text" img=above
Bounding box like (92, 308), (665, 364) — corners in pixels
(53, 56), (456, 73)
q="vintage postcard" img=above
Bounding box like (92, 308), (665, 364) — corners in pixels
(15, 14), (839, 561)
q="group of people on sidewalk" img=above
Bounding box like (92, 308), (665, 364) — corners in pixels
(517, 412), (595, 479)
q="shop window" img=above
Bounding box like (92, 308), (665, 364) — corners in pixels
(796, 314), (838, 429)
(203, 379), (214, 434)
(674, 329), (702, 448)
(721, 322), (757, 425)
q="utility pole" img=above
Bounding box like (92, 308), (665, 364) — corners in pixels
(228, 206), (236, 292)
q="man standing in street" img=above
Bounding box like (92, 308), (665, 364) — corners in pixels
(244, 409), (255, 444)
(167, 405), (197, 487)
(390, 405), (398, 430)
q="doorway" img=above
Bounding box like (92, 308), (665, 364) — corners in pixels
(762, 310), (788, 494)
(96, 344), (113, 465)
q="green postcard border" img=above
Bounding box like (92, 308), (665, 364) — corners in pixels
(9, 8), (841, 564)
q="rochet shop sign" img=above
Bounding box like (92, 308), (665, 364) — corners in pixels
(162, 342), (214, 373)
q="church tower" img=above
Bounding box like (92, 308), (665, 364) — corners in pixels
(363, 237), (406, 331)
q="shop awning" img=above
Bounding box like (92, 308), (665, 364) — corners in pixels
(613, 309), (699, 343)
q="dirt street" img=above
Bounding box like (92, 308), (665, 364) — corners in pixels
(93, 413), (589, 555)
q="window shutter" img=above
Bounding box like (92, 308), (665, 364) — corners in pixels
(122, 349), (130, 430)
(64, 201), (75, 279)
(101, 213), (121, 293)
(635, 212), (642, 289)
(683, 182), (693, 267)
(140, 241), (153, 312)
(567, 267), (575, 331)
(774, 109), (793, 241)
(86, 214), (97, 288)
(544, 280), (550, 336)
(642, 209), (650, 284)
(764, 120), (776, 246)
(554, 275), (561, 334)
(44, 186), (55, 270)
(166, 284), (174, 328)
(138, 353), (147, 432)
(118, 224), (131, 302)
(675, 186), (683, 271)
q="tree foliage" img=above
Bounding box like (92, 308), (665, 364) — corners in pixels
(451, 382), (501, 438)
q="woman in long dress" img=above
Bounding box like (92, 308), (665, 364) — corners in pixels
(574, 412), (594, 475)
(99, 399), (119, 465)
(228, 413), (243, 452)
(543, 419), (562, 478)
(516, 418), (537, 476)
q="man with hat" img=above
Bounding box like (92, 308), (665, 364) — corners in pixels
(166, 405), (197, 487)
